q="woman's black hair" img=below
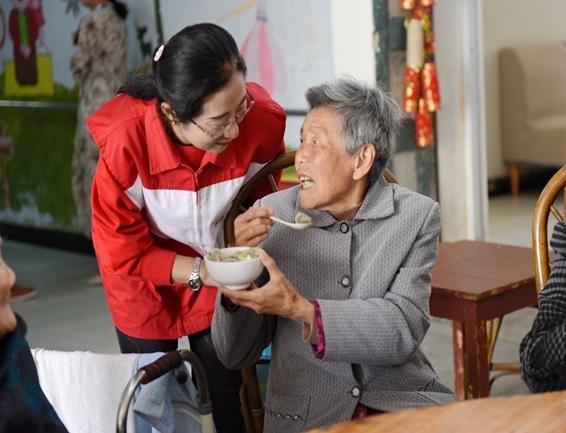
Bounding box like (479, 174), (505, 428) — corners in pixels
(118, 23), (247, 122)
(108, 0), (128, 21)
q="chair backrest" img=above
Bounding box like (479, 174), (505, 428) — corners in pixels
(222, 150), (397, 433)
(532, 165), (566, 295)
(224, 152), (296, 247)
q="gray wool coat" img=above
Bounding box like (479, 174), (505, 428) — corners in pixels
(212, 176), (455, 433)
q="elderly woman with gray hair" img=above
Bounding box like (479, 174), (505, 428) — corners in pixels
(211, 77), (454, 433)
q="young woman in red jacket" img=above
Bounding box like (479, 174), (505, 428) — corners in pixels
(88, 23), (286, 433)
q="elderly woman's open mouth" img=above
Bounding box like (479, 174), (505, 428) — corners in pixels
(298, 175), (315, 189)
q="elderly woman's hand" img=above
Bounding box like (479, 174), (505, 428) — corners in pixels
(234, 207), (274, 247)
(219, 250), (314, 323)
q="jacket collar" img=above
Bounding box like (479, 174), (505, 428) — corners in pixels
(145, 103), (181, 175)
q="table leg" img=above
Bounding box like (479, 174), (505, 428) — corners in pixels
(452, 321), (465, 399)
(452, 314), (490, 400)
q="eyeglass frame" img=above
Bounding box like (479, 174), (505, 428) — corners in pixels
(189, 92), (255, 140)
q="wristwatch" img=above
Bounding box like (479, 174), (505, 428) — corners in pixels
(187, 257), (202, 291)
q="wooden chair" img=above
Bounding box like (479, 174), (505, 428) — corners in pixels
(223, 151), (397, 433)
(223, 151), (295, 433)
(488, 165), (566, 385)
(533, 165), (566, 295)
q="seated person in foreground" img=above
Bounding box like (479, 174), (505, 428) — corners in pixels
(520, 220), (566, 392)
(0, 236), (69, 433)
(211, 77), (455, 433)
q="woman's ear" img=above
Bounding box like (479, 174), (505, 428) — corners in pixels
(353, 144), (376, 181)
(160, 102), (177, 124)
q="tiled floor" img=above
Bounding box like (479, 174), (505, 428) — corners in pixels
(8, 192), (548, 397)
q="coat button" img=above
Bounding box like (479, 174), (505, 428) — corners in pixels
(351, 385), (361, 398)
(341, 276), (351, 288)
(340, 222), (350, 233)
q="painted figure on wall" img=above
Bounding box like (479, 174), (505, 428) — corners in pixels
(69, 0), (128, 237)
(0, 6), (7, 50)
(219, 0), (287, 97)
(30, 0), (46, 50)
(8, 0), (41, 86)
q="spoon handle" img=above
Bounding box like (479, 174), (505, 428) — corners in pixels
(270, 215), (294, 228)
(270, 216), (310, 230)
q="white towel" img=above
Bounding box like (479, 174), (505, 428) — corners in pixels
(31, 348), (138, 433)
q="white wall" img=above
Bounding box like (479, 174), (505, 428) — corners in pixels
(330, 0), (374, 83)
(483, 0), (566, 179)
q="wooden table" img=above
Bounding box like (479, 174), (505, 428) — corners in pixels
(430, 240), (538, 400)
(307, 391), (566, 433)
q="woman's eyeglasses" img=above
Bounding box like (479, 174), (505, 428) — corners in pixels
(190, 93), (255, 140)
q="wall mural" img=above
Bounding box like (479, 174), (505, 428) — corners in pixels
(220, 0), (288, 97)
(0, 0), (157, 233)
(4, 0), (54, 96)
(0, 0), (339, 235)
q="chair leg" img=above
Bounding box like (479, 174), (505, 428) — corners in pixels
(241, 366), (264, 433)
(239, 384), (255, 433)
(486, 317), (501, 366)
(487, 316), (521, 391)
(510, 164), (520, 195)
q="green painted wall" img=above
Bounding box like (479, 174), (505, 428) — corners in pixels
(0, 79), (80, 232)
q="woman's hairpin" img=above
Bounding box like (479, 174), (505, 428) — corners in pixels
(153, 45), (165, 62)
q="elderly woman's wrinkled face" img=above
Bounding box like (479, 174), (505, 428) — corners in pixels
(296, 106), (360, 214)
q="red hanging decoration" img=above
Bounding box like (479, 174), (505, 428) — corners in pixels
(400, 0), (417, 9)
(400, 0), (440, 148)
(422, 61), (440, 112)
(416, 98), (433, 147)
(402, 18), (424, 113)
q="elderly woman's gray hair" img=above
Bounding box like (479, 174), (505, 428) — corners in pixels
(305, 77), (403, 183)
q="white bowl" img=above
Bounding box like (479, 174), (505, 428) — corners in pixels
(204, 247), (264, 290)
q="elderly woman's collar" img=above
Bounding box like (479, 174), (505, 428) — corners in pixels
(354, 176), (395, 221)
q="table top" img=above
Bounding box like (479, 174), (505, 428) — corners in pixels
(306, 391), (566, 433)
(431, 240), (535, 301)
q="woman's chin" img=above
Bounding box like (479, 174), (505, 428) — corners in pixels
(299, 193), (317, 210)
(210, 142), (231, 153)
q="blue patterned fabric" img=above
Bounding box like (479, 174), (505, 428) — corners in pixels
(0, 315), (68, 433)
(520, 220), (566, 393)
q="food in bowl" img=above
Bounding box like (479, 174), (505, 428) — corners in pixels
(207, 246), (260, 262)
(205, 247), (264, 290)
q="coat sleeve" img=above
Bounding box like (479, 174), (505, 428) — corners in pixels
(91, 157), (176, 284)
(520, 220), (566, 392)
(317, 202), (440, 366)
(211, 293), (276, 370)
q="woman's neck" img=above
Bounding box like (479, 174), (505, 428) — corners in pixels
(330, 202), (363, 221)
(329, 181), (369, 221)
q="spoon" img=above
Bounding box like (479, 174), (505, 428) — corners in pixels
(270, 216), (311, 230)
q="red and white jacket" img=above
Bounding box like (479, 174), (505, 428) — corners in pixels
(88, 83), (285, 339)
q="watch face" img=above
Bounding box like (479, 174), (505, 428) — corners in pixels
(188, 274), (202, 291)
